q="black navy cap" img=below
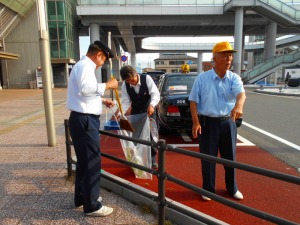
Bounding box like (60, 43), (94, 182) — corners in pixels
(93, 40), (114, 59)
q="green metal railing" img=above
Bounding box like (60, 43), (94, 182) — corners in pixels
(242, 48), (300, 83)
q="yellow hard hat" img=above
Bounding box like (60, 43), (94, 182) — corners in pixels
(181, 64), (190, 73)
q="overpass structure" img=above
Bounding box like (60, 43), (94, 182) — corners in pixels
(141, 35), (300, 52)
(77, 0), (300, 84)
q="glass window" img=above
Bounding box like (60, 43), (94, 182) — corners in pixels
(50, 41), (59, 58)
(56, 1), (65, 20)
(60, 41), (67, 58)
(156, 61), (164, 65)
(169, 61), (184, 65)
(58, 21), (66, 39)
(47, 1), (56, 20)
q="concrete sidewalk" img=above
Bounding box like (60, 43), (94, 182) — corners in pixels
(0, 88), (157, 225)
(244, 84), (300, 96)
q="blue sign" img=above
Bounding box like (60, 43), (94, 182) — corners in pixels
(121, 55), (128, 62)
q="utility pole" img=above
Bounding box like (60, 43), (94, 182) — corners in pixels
(36, 0), (57, 147)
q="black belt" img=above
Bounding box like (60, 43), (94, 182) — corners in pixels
(71, 111), (100, 118)
(199, 114), (230, 121)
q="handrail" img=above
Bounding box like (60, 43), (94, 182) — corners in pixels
(64, 119), (300, 225)
(259, 0), (298, 19)
(242, 48), (300, 83)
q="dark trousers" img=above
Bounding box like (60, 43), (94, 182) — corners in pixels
(198, 115), (238, 195)
(69, 111), (102, 213)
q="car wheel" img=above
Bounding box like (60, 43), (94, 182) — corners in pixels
(158, 121), (168, 135)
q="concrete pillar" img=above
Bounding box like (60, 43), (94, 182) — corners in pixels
(197, 52), (203, 73)
(131, 53), (136, 68)
(241, 34), (245, 71)
(90, 23), (102, 82)
(246, 36), (255, 69)
(233, 7), (243, 75)
(90, 23), (100, 43)
(264, 21), (277, 59)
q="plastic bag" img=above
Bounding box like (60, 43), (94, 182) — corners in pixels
(117, 113), (152, 180)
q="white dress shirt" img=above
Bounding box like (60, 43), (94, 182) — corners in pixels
(66, 55), (106, 115)
(121, 74), (160, 113)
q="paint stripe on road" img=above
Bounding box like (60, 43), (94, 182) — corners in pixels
(243, 121), (300, 151)
(170, 134), (255, 148)
(237, 134), (255, 146)
(179, 130), (192, 142)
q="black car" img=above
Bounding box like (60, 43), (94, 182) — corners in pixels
(156, 73), (198, 134)
(287, 78), (300, 87)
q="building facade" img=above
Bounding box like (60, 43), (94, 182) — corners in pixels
(154, 53), (212, 74)
(47, 0), (80, 87)
(1, 0), (80, 89)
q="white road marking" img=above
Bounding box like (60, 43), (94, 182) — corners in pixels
(243, 121), (300, 151)
(172, 121), (300, 151)
(170, 133), (255, 148)
(169, 144), (199, 148)
(237, 134), (255, 146)
(179, 130), (192, 142)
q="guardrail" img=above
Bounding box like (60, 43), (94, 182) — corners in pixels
(64, 119), (300, 225)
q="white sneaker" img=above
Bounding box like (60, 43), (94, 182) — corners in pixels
(201, 195), (211, 201)
(76, 196), (102, 208)
(233, 190), (243, 200)
(85, 205), (113, 217)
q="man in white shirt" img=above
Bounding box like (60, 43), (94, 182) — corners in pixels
(66, 40), (118, 217)
(120, 65), (160, 168)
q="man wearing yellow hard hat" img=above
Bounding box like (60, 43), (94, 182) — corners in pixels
(189, 41), (246, 201)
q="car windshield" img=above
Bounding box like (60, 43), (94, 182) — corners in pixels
(165, 75), (196, 93)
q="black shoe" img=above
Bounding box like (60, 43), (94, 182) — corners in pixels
(152, 162), (158, 169)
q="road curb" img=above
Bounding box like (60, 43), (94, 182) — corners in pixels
(100, 171), (229, 225)
(254, 89), (300, 96)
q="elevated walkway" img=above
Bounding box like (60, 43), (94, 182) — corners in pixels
(224, 0), (300, 27)
(141, 35), (300, 52)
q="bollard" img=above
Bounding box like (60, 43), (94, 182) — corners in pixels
(157, 139), (166, 225)
(64, 119), (73, 177)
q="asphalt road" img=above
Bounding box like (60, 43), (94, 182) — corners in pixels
(238, 88), (300, 170)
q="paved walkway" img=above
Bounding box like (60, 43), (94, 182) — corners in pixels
(0, 88), (157, 225)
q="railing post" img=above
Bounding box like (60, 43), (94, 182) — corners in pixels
(64, 119), (73, 178)
(157, 139), (166, 225)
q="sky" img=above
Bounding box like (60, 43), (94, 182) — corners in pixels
(79, 36), (235, 69)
